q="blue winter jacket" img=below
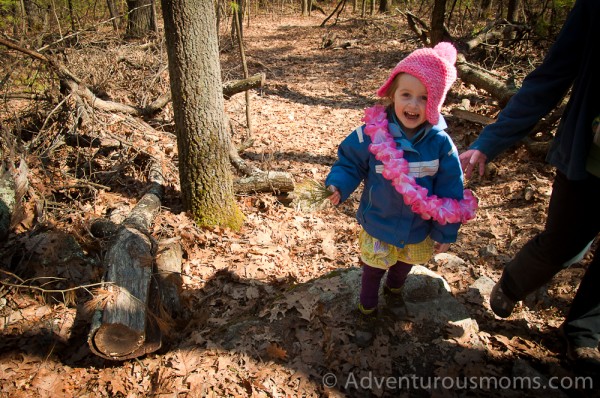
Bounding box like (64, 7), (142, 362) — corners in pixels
(470, 0), (600, 181)
(325, 107), (465, 248)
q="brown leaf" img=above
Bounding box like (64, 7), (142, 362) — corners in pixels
(266, 343), (287, 361)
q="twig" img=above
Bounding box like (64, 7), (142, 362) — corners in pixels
(0, 269), (110, 295)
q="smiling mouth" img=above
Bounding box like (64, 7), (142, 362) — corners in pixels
(404, 111), (420, 121)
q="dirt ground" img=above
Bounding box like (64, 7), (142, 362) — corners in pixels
(0, 12), (598, 398)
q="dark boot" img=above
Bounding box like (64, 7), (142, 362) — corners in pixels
(490, 279), (517, 318)
(353, 304), (378, 348)
(383, 285), (410, 319)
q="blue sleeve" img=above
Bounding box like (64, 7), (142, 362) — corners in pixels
(430, 137), (465, 243)
(325, 126), (370, 203)
(471, 0), (586, 160)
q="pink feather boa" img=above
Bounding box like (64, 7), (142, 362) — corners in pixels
(363, 105), (477, 225)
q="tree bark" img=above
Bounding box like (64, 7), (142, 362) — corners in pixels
(0, 166), (17, 242)
(431, 0), (447, 45)
(106, 0), (120, 31)
(161, 0), (244, 230)
(87, 162), (164, 360)
(456, 54), (516, 108)
(126, 0), (155, 38)
(155, 240), (183, 319)
(0, 158), (28, 241)
(379, 0), (391, 14)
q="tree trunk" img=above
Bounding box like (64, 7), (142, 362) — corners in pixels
(506, 0), (520, 22)
(21, 0), (39, 30)
(504, 0), (521, 44)
(107, 0), (120, 31)
(161, 0), (244, 230)
(431, 0), (447, 45)
(126, 0), (155, 38)
(478, 0), (493, 19)
(234, 6), (253, 142)
(379, 0), (391, 14)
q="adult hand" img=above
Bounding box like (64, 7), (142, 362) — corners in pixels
(459, 149), (487, 179)
(327, 185), (341, 206)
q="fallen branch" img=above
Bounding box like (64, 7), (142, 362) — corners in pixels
(228, 139), (295, 194)
(0, 37), (266, 117)
(0, 269), (109, 294)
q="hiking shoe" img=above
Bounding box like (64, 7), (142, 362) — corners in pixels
(566, 344), (600, 375)
(489, 280), (516, 318)
(383, 285), (409, 318)
(353, 304), (377, 347)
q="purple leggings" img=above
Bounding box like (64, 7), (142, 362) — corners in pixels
(359, 261), (413, 310)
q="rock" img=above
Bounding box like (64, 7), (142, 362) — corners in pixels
(479, 244), (499, 258)
(400, 266), (479, 335)
(465, 275), (496, 305)
(512, 359), (570, 398)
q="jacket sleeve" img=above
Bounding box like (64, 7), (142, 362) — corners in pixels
(325, 126), (371, 203)
(430, 137), (465, 243)
(471, 0), (586, 160)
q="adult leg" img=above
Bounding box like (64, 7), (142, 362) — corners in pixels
(500, 171), (600, 302)
(563, 243), (600, 349)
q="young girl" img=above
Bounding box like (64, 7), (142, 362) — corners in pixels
(325, 42), (477, 345)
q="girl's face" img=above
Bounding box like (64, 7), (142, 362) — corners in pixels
(391, 73), (428, 136)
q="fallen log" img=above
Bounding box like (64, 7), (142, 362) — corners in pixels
(88, 161), (166, 360)
(463, 21), (528, 51)
(0, 175), (15, 241)
(455, 54), (517, 108)
(0, 158), (28, 241)
(229, 139), (295, 194)
(155, 240), (183, 320)
(235, 171), (296, 194)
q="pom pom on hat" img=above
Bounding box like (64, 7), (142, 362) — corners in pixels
(376, 42), (457, 125)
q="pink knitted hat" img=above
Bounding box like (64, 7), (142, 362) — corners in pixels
(376, 42), (457, 125)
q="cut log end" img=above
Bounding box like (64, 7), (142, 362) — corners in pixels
(93, 323), (145, 357)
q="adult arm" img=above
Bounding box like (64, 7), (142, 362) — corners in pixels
(469, 0), (586, 161)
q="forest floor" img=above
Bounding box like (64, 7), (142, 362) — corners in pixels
(0, 11), (598, 398)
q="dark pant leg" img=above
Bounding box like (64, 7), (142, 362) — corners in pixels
(563, 244), (600, 348)
(385, 261), (413, 289)
(501, 171), (600, 301)
(360, 263), (386, 310)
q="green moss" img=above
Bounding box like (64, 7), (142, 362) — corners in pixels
(192, 201), (245, 231)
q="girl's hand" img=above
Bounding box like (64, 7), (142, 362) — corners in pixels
(433, 241), (450, 254)
(327, 185), (341, 206)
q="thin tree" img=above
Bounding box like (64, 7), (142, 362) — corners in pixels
(431, 0), (447, 45)
(107, 0), (120, 31)
(160, 0), (244, 230)
(233, 3), (253, 143)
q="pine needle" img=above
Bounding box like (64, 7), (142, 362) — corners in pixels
(290, 179), (333, 212)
